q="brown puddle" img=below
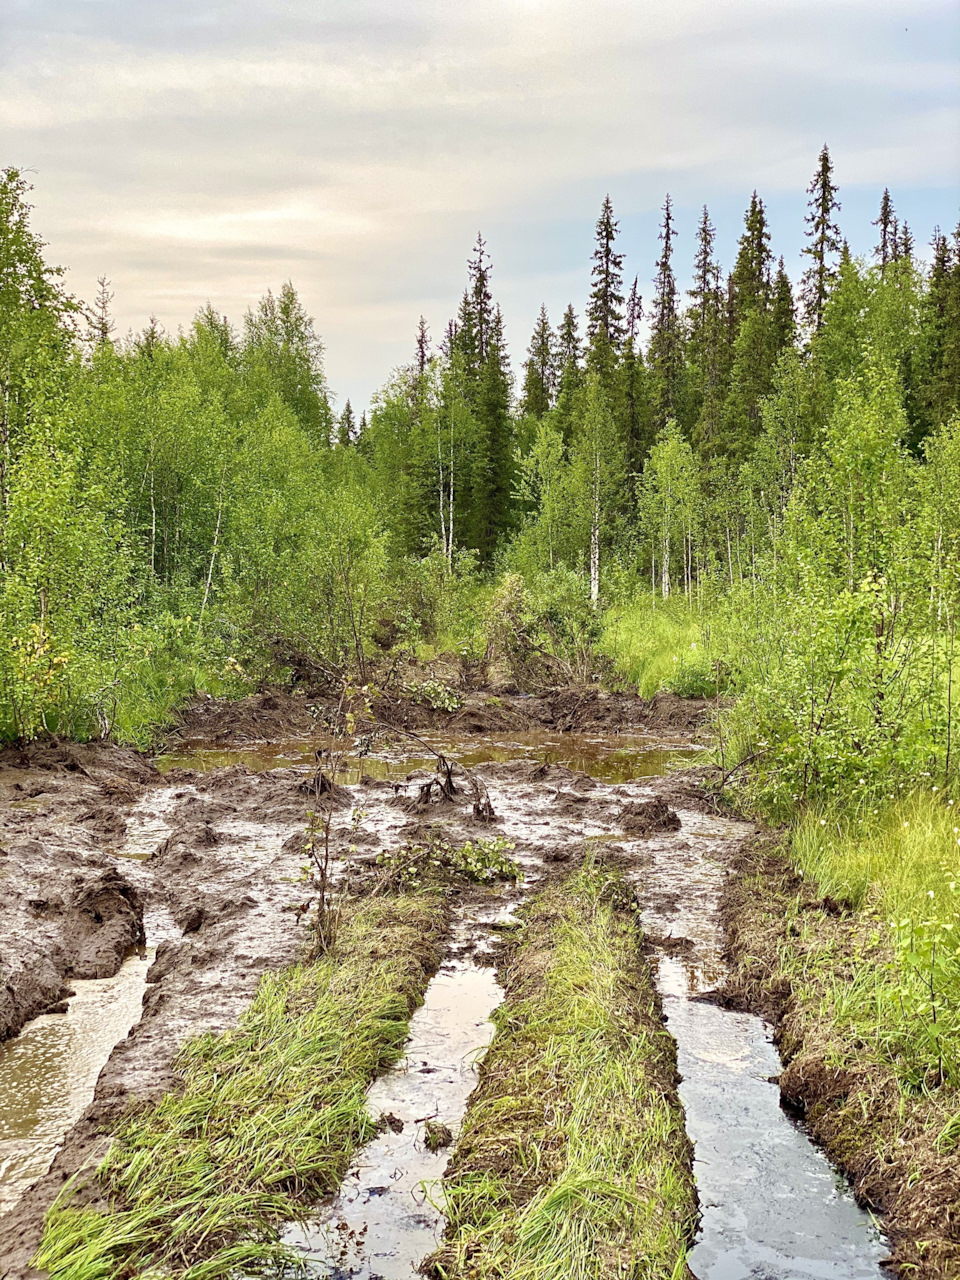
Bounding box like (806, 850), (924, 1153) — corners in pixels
(0, 951), (151, 1215)
(156, 731), (700, 786)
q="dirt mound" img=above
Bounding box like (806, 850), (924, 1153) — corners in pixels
(616, 797), (681, 836)
(170, 689), (318, 744)
(166, 684), (711, 748)
(0, 855), (145, 1042)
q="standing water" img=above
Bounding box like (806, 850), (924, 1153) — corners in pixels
(632, 812), (889, 1279)
(281, 903), (511, 1278)
(0, 951), (150, 1214)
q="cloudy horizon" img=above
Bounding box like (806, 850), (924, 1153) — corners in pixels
(3, 0), (958, 412)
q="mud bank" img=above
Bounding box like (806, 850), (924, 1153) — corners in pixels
(719, 835), (960, 1279)
(0, 743), (151, 1044)
(0, 752), (316, 1277)
(168, 682), (710, 748)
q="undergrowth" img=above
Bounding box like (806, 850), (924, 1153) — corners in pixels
(788, 793), (960, 1089)
(599, 595), (716, 698)
(375, 836), (521, 892)
(430, 864), (694, 1280)
(35, 894), (448, 1279)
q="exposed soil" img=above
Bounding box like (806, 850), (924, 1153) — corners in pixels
(0, 707), (712, 1278)
(0, 743), (153, 1045)
(718, 834), (960, 1280)
(167, 683), (711, 748)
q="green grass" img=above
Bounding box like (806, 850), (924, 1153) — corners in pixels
(600, 595), (714, 698)
(785, 793), (960, 1088)
(35, 895), (448, 1279)
(431, 866), (695, 1280)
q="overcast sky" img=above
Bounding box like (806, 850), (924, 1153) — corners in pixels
(3, 0), (959, 411)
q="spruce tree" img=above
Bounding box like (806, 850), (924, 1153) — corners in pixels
(800, 145), (842, 333)
(553, 305), (584, 442)
(471, 304), (515, 558)
(686, 206), (724, 448)
(337, 400), (356, 447)
(415, 316), (430, 375)
(770, 259), (796, 357)
(729, 192), (773, 323)
(626, 277), (642, 344)
(557, 305), (583, 371)
(586, 195), (626, 364)
(918, 225), (960, 431)
(873, 189), (896, 274)
(648, 194), (683, 429)
(468, 233), (494, 362)
(89, 275), (115, 346)
(719, 194), (779, 462)
(520, 304), (556, 419)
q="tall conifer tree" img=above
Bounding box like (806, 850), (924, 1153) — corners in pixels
(800, 145), (842, 333)
(520, 305), (557, 419)
(415, 316), (430, 375)
(648, 194), (682, 429)
(873, 189), (896, 274)
(586, 195), (626, 365)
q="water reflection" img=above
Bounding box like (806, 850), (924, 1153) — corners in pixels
(157, 731), (700, 786)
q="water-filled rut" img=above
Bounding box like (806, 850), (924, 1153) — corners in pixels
(0, 725), (890, 1277)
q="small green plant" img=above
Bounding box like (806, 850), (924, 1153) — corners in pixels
(375, 836), (520, 891)
(403, 678), (463, 712)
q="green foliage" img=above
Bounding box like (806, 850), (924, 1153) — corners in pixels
(600, 594), (718, 697)
(404, 677), (463, 712)
(374, 836), (520, 891)
(790, 794), (960, 1088)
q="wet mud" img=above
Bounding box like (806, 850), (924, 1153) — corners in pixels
(283, 901), (513, 1278)
(0, 700), (898, 1278)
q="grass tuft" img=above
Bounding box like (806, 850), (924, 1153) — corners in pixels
(429, 865), (695, 1280)
(35, 894), (448, 1279)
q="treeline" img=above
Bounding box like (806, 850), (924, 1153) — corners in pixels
(0, 168), (388, 742)
(2, 149), (960, 769)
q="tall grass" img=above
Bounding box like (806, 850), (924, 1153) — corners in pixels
(433, 866), (694, 1280)
(35, 895), (447, 1279)
(786, 794), (960, 1088)
(600, 595), (714, 698)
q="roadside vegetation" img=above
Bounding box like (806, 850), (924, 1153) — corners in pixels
(34, 895), (448, 1279)
(428, 866), (695, 1280)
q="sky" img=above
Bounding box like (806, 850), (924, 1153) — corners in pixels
(3, 0), (959, 413)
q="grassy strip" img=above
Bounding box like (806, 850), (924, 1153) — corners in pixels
(722, 832), (960, 1279)
(35, 894), (449, 1279)
(429, 865), (695, 1280)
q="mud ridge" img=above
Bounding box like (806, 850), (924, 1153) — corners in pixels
(718, 833), (960, 1279)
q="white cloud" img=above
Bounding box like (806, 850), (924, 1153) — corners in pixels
(3, 0), (957, 404)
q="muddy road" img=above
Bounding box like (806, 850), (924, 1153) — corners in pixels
(0, 689), (889, 1277)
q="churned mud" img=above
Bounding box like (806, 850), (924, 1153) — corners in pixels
(0, 689), (905, 1279)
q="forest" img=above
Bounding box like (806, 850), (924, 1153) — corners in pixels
(3, 146), (960, 1276)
